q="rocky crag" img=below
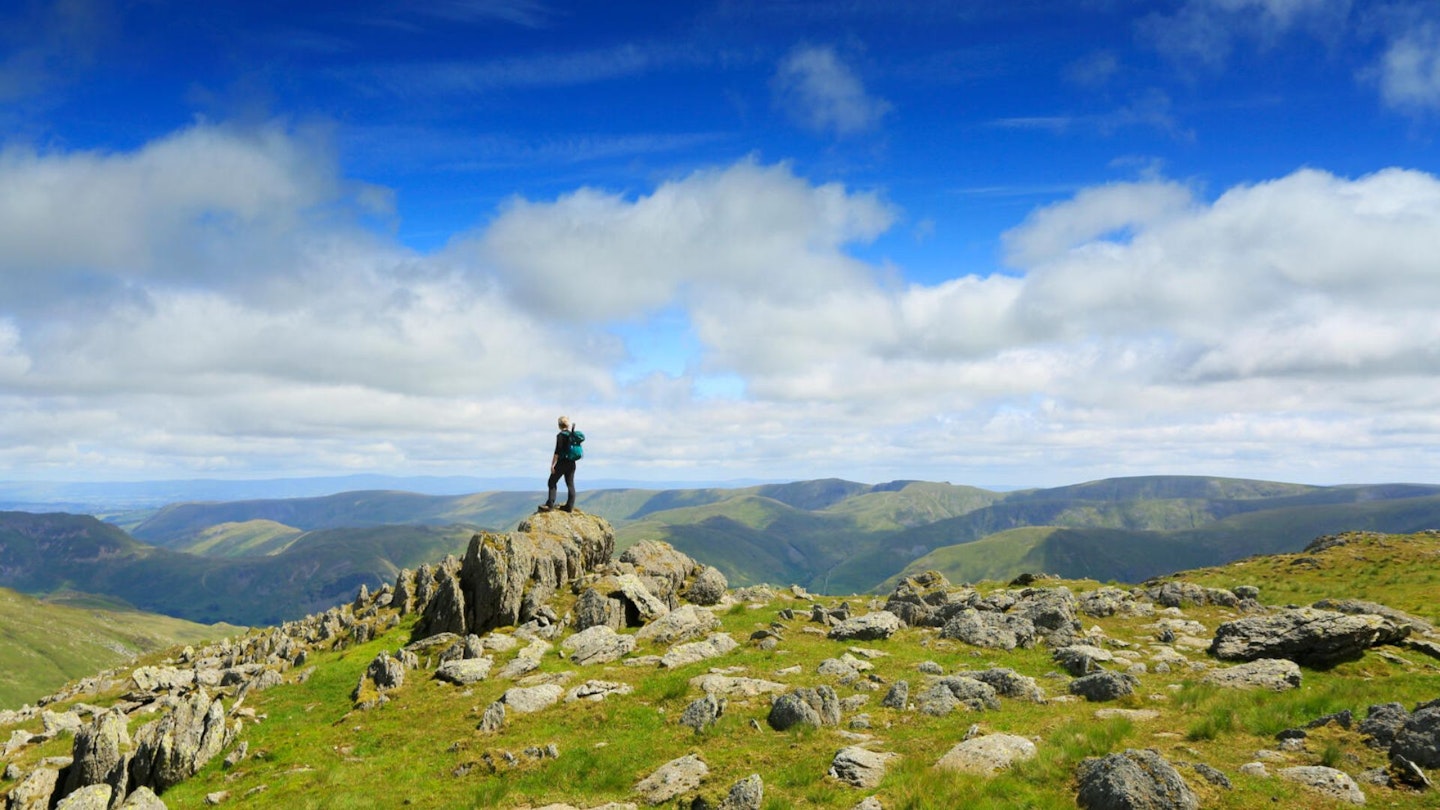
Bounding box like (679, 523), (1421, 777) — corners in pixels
(2, 521), (1439, 809)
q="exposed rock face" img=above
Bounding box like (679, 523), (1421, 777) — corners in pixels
(415, 511), (615, 641)
(1209, 607), (1407, 667)
(435, 657), (493, 686)
(883, 571), (971, 627)
(573, 587), (627, 631)
(501, 684), (564, 714)
(619, 541), (701, 607)
(919, 676), (1001, 713)
(62, 709), (130, 801)
(955, 668), (1046, 702)
(1360, 703), (1410, 749)
(935, 733), (1037, 775)
(1201, 658), (1301, 691)
(660, 633), (738, 668)
(7, 767), (60, 810)
(128, 688), (236, 794)
(1391, 703), (1440, 768)
(1313, 599), (1437, 635)
(1075, 748), (1198, 810)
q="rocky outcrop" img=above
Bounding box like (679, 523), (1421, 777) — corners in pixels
(1278, 766), (1366, 805)
(128, 688), (237, 793)
(1209, 607), (1408, 667)
(414, 511), (615, 640)
(1070, 672), (1139, 703)
(61, 709), (130, 802)
(1392, 702), (1440, 768)
(939, 609), (1036, 650)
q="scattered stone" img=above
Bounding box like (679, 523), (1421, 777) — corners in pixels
(436, 657), (494, 686)
(935, 733), (1036, 775)
(1391, 702), (1440, 767)
(7, 768), (60, 810)
(940, 609), (1037, 650)
(687, 566), (729, 607)
(1200, 658), (1301, 691)
(636, 605), (721, 646)
(1182, 762), (1232, 790)
(828, 747), (897, 789)
(634, 753), (708, 805)
(1075, 748), (1198, 810)
(768, 686), (841, 731)
(1095, 709), (1160, 722)
(679, 694), (726, 734)
(687, 675), (786, 699)
(660, 633), (738, 668)
(918, 676), (1000, 713)
(880, 681), (909, 710)
(477, 701), (505, 733)
(1053, 645), (1116, 676)
(827, 611), (901, 642)
(717, 773), (763, 810)
(1279, 766), (1366, 805)
(562, 625), (637, 666)
(565, 680), (634, 703)
(1069, 671), (1138, 702)
(501, 684), (564, 714)
(1360, 703), (1410, 749)
(119, 786), (167, 809)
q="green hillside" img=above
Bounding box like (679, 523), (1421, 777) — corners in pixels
(0, 513), (478, 626)
(174, 519), (305, 557)
(894, 492), (1440, 586)
(0, 587), (239, 709)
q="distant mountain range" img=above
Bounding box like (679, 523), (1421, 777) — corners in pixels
(3, 475), (1440, 628)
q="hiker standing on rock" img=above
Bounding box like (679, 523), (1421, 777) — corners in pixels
(541, 415), (584, 512)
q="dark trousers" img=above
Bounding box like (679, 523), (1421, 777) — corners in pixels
(546, 461), (576, 509)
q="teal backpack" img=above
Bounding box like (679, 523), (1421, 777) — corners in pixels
(564, 429), (585, 461)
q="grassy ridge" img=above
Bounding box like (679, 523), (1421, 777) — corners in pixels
(0, 587), (239, 709)
(14, 531), (1439, 809)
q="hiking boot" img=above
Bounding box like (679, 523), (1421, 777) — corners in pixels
(537, 504), (553, 513)
(560, 504), (573, 512)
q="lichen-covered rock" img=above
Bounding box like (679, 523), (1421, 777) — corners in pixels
(1391, 702), (1440, 768)
(61, 709), (130, 801)
(1360, 703), (1410, 749)
(1070, 671), (1139, 703)
(7, 767), (60, 810)
(1075, 748), (1198, 810)
(939, 609), (1036, 650)
(954, 668), (1047, 702)
(128, 689), (236, 793)
(827, 611), (901, 642)
(574, 587), (627, 631)
(1209, 607), (1407, 667)
(1012, 587), (1083, 647)
(1053, 645), (1116, 676)
(935, 733), (1037, 775)
(501, 684), (564, 714)
(636, 604), (720, 646)
(562, 625), (636, 666)
(53, 784), (111, 810)
(416, 511), (614, 641)
(1278, 766), (1366, 805)
(435, 657), (494, 685)
(659, 633), (738, 668)
(768, 686), (841, 731)
(680, 693), (726, 734)
(634, 753), (708, 805)
(687, 566), (729, 606)
(920, 676), (1001, 712)
(717, 773), (763, 810)
(828, 747), (897, 789)
(619, 541), (699, 604)
(881, 680), (909, 710)
(1201, 658), (1301, 691)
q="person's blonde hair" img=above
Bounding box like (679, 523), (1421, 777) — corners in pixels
(558, 415), (571, 430)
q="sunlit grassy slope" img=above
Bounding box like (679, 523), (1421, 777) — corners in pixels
(0, 588), (240, 709)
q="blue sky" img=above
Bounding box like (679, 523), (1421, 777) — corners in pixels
(3, 0), (1440, 488)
